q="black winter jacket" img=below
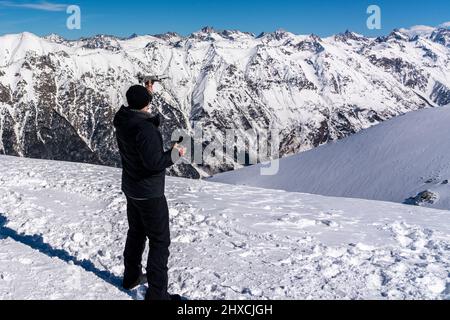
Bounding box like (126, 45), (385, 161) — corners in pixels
(113, 106), (174, 199)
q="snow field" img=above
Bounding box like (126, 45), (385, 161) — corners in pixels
(0, 156), (448, 300)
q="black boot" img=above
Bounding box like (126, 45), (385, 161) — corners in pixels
(122, 272), (147, 290)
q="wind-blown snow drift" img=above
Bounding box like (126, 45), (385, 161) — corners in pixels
(210, 105), (450, 210)
(0, 156), (449, 300)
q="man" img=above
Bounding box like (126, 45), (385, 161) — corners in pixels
(113, 83), (185, 300)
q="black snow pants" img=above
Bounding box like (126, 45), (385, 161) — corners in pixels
(123, 196), (171, 300)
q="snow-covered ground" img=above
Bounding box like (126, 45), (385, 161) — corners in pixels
(0, 237), (130, 300)
(211, 105), (450, 211)
(0, 156), (449, 300)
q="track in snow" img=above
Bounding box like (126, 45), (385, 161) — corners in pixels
(0, 156), (449, 300)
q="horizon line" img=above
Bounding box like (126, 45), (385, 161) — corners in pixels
(1, 22), (449, 41)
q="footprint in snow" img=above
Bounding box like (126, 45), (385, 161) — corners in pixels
(71, 233), (84, 243)
(317, 220), (340, 228)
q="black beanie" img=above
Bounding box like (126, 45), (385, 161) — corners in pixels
(126, 85), (152, 110)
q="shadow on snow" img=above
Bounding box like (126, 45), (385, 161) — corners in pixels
(0, 214), (138, 299)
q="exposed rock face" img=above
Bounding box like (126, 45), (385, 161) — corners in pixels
(405, 191), (438, 206)
(0, 26), (449, 178)
(431, 82), (450, 106)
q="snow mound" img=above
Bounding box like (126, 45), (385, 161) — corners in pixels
(211, 106), (450, 211)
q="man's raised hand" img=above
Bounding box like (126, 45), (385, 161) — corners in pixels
(174, 144), (187, 157)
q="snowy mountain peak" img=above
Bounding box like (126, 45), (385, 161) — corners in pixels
(80, 33), (119, 40)
(43, 33), (67, 44)
(335, 30), (366, 43)
(153, 31), (182, 41)
(78, 34), (122, 51)
(16, 31), (42, 42)
(188, 27), (255, 42)
(201, 26), (215, 34)
(431, 28), (450, 47)
(292, 34), (324, 53)
(220, 29), (255, 40)
(0, 25), (449, 178)
(273, 28), (291, 39)
(380, 29), (411, 42)
(188, 26), (220, 41)
(127, 33), (139, 39)
(258, 29), (294, 42)
(309, 33), (323, 42)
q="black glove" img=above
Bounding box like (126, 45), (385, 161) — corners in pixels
(148, 113), (161, 128)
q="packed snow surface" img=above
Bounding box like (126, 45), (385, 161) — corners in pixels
(0, 156), (449, 300)
(211, 106), (450, 211)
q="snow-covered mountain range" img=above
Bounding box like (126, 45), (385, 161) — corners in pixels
(0, 156), (448, 299)
(210, 105), (450, 211)
(0, 25), (449, 177)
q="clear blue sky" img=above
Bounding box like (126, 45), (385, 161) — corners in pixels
(0, 0), (449, 39)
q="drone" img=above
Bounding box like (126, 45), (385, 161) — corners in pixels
(137, 73), (170, 86)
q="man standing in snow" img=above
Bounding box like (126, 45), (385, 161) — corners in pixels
(113, 83), (185, 300)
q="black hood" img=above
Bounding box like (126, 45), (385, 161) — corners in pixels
(113, 106), (161, 129)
